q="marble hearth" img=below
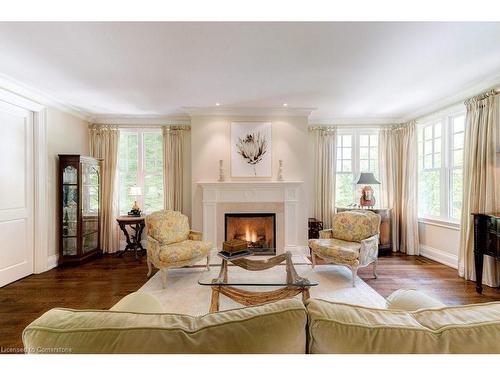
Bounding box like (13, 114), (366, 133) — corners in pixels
(198, 182), (303, 254)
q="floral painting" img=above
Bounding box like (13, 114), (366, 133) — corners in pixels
(231, 122), (272, 177)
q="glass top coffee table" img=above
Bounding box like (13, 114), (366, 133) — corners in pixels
(198, 251), (318, 313)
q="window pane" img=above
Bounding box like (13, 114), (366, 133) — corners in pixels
(370, 134), (378, 146)
(118, 133), (139, 215)
(360, 135), (369, 147)
(342, 160), (351, 172)
(434, 123), (441, 138)
(434, 152), (441, 168)
(144, 133), (163, 173)
(359, 147), (369, 159)
(144, 174), (164, 213)
(451, 168), (463, 220)
(453, 115), (465, 133)
(424, 126), (433, 140)
(335, 173), (354, 207)
(424, 154), (432, 169)
(453, 149), (463, 167)
(434, 137), (441, 154)
(360, 159), (369, 172)
(418, 169), (440, 217)
(342, 135), (352, 146)
(424, 140), (432, 155)
(453, 132), (464, 150)
(342, 147), (352, 160)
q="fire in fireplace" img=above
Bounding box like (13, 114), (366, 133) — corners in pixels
(224, 213), (276, 255)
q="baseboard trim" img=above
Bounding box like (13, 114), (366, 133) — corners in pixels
(47, 254), (58, 271)
(419, 245), (458, 269)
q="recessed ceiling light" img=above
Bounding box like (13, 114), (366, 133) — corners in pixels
(215, 102), (221, 106)
(283, 103), (288, 107)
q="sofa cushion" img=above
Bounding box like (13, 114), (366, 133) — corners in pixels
(110, 292), (165, 314)
(306, 298), (500, 354)
(386, 289), (446, 311)
(146, 210), (190, 245)
(23, 299), (307, 354)
(331, 210), (380, 242)
(308, 238), (360, 262)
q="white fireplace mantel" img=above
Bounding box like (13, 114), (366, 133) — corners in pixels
(198, 181), (303, 253)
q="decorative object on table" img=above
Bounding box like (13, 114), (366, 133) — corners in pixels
(309, 210), (381, 287)
(58, 155), (102, 265)
(472, 213), (500, 293)
(145, 210), (212, 288)
(128, 186), (142, 216)
(116, 216), (146, 259)
(222, 239), (248, 253)
(277, 159), (284, 181)
(231, 122), (272, 177)
(217, 249), (254, 260)
(308, 218), (323, 239)
(336, 207), (392, 254)
(217, 159), (225, 182)
(355, 172), (380, 208)
(199, 251), (317, 313)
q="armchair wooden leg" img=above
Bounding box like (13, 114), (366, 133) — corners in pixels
(160, 268), (168, 289)
(351, 265), (358, 287)
(311, 251), (316, 269)
(373, 259), (378, 279)
(206, 255), (211, 271)
(147, 257), (153, 278)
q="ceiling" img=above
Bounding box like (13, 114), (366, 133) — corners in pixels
(0, 22), (499, 122)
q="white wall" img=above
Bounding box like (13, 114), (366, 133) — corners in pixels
(190, 115), (311, 247)
(46, 108), (89, 263)
(419, 222), (460, 268)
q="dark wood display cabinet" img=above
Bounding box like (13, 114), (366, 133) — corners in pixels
(58, 155), (102, 265)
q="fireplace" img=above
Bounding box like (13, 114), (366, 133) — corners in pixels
(224, 213), (276, 255)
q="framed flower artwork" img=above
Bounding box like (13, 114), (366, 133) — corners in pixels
(230, 122), (272, 177)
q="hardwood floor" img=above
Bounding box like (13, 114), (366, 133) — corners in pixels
(0, 252), (499, 351)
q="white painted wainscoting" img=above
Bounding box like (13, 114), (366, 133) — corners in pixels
(199, 181), (305, 254)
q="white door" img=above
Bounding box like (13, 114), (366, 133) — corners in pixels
(0, 100), (34, 287)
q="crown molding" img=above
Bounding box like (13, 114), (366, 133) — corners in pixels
(90, 114), (191, 126)
(308, 116), (400, 126)
(0, 73), (91, 121)
(400, 73), (500, 122)
(183, 106), (315, 117)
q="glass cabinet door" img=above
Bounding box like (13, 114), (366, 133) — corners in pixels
(62, 165), (78, 256)
(81, 163), (100, 253)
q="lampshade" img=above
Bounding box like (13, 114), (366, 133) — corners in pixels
(128, 186), (142, 196)
(355, 172), (380, 185)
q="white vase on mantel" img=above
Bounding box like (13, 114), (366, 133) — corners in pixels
(218, 160), (225, 182)
(277, 160), (284, 181)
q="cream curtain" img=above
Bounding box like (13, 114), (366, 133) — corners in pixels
(379, 121), (419, 255)
(312, 127), (337, 228)
(89, 125), (120, 253)
(163, 126), (187, 212)
(459, 90), (500, 287)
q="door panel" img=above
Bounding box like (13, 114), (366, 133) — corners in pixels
(0, 101), (33, 287)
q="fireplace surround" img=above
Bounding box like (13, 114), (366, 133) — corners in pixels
(198, 181), (304, 254)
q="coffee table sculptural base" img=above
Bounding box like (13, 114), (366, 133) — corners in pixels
(206, 251), (313, 313)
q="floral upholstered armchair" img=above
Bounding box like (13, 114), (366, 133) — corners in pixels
(308, 210), (381, 287)
(145, 210), (212, 288)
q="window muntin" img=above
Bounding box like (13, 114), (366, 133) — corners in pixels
(118, 129), (164, 215)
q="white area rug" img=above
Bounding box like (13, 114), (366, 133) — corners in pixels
(139, 258), (386, 315)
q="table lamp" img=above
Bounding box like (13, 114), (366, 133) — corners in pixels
(355, 173), (380, 208)
(128, 186), (142, 216)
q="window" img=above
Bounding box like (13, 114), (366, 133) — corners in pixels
(335, 130), (380, 207)
(417, 111), (465, 222)
(118, 129), (164, 215)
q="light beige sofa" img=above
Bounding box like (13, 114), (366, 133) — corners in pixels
(23, 290), (500, 354)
